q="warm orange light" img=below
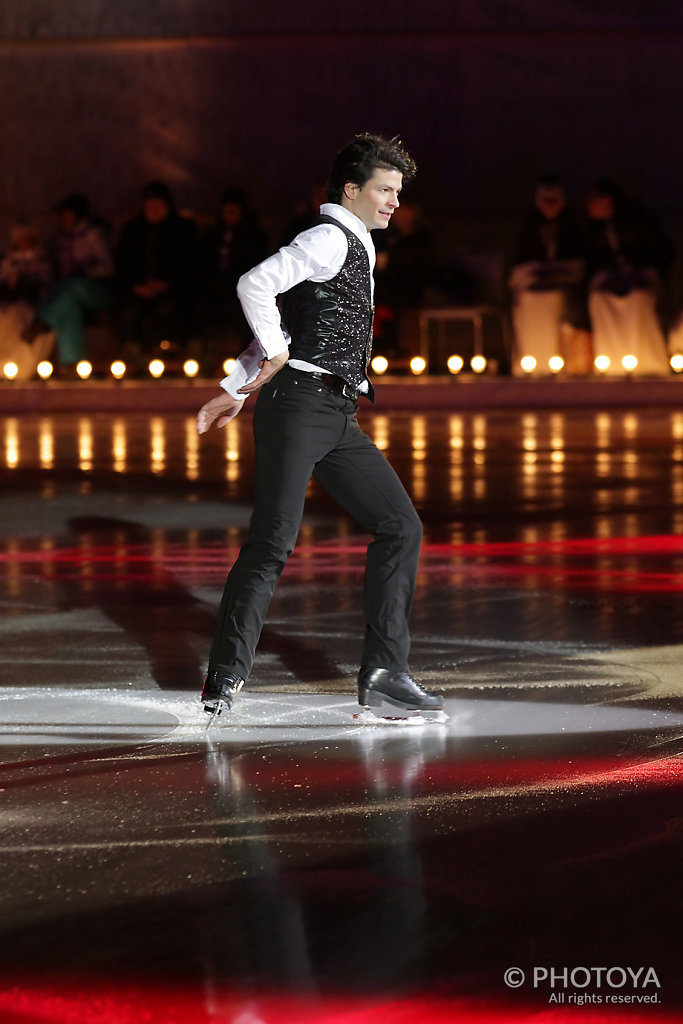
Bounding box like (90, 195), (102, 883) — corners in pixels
(222, 358), (237, 376)
(76, 360), (92, 380)
(183, 359), (200, 378)
(549, 356), (564, 373)
(671, 354), (683, 373)
(110, 361), (126, 379)
(447, 354), (464, 374)
(149, 359), (165, 378)
(622, 355), (638, 372)
(470, 355), (487, 374)
(520, 356), (537, 374)
(594, 355), (611, 373)
(36, 361), (54, 380)
(410, 356), (427, 375)
(370, 355), (389, 374)
(3, 362), (19, 380)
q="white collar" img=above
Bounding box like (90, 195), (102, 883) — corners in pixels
(319, 202), (369, 241)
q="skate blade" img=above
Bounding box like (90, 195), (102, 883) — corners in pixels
(353, 706), (449, 727)
(204, 701), (229, 730)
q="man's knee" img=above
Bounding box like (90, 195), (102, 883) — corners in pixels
(247, 514), (301, 568)
(376, 509), (422, 549)
(403, 510), (423, 549)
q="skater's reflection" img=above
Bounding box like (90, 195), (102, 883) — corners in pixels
(201, 740), (315, 1006)
(331, 728), (447, 990)
(200, 725), (447, 1001)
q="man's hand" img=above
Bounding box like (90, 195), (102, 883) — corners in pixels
(237, 350), (289, 395)
(197, 392), (245, 434)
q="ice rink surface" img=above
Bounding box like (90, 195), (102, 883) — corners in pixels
(1, 407), (682, 1023)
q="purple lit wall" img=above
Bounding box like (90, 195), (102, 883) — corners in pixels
(0, 1), (682, 222)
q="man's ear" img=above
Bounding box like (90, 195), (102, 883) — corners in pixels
(343, 181), (359, 201)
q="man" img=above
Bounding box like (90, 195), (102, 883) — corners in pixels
(197, 133), (443, 721)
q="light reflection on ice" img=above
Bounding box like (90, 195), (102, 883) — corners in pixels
(1, 689), (682, 747)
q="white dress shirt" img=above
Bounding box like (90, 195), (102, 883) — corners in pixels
(220, 203), (375, 399)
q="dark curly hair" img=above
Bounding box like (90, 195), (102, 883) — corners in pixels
(327, 133), (417, 204)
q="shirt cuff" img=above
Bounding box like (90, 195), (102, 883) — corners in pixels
(219, 339), (263, 399)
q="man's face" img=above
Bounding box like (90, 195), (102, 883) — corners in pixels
(343, 168), (402, 231)
(586, 193), (614, 221)
(143, 198), (169, 224)
(535, 186), (565, 220)
(221, 202), (243, 228)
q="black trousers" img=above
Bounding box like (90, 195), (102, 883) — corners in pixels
(209, 368), (423, 679)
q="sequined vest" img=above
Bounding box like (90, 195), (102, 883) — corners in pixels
(280, 215), (374, 393)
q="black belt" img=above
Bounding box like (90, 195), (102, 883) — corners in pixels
(285, 365), (362, 400)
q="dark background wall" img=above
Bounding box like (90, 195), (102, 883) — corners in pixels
(1, 0), (682, 228)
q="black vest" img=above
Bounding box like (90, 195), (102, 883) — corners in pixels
(280, 214), (374, 393)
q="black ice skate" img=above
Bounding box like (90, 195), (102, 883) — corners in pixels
(355, 667), (448, 726)
(202, 668), (245, 728)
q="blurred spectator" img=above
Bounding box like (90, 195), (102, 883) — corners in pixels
(509, 175), (586, 375)
(373, 200), (442, 355)
(584, 178), (673, 376)
(0, 223), (52, 305)
(0, 222), (54, 379)
(116, 180), (198, 358)
(200, 187), (268, 350)
(27, 193), (115, 373)
(279, 182), (328, 246)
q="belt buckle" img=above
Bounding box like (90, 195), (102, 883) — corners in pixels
(342, 382), (358, 400)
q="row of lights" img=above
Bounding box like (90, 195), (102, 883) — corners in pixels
(5, 353), (683, 382)
(371, 355), (485, 376)
(1, 358), (224, 381)
(3, 356), (442, 381)
(517, 354), (683, 374)
(375, 353), (683, 376)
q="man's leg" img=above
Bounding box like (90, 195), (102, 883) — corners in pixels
(40, 280), (84, 366)
(314, 409), (443, 713)
(313, 411), (421, 670)
(40, 277), (112, 366)
(209, 376), (348, 680)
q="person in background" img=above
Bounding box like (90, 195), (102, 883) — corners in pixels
(279, 182), (329, 246)
(201, 187), (268, 353)
(26, 193), (114, 375)
(509, 174), (586, 375)
(373, 198), (440, 356)
(0, 223), (52, 306)
(0, 222), (54, 379)
(116, 180), (198, 361)
(584, 178), (674, 376)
